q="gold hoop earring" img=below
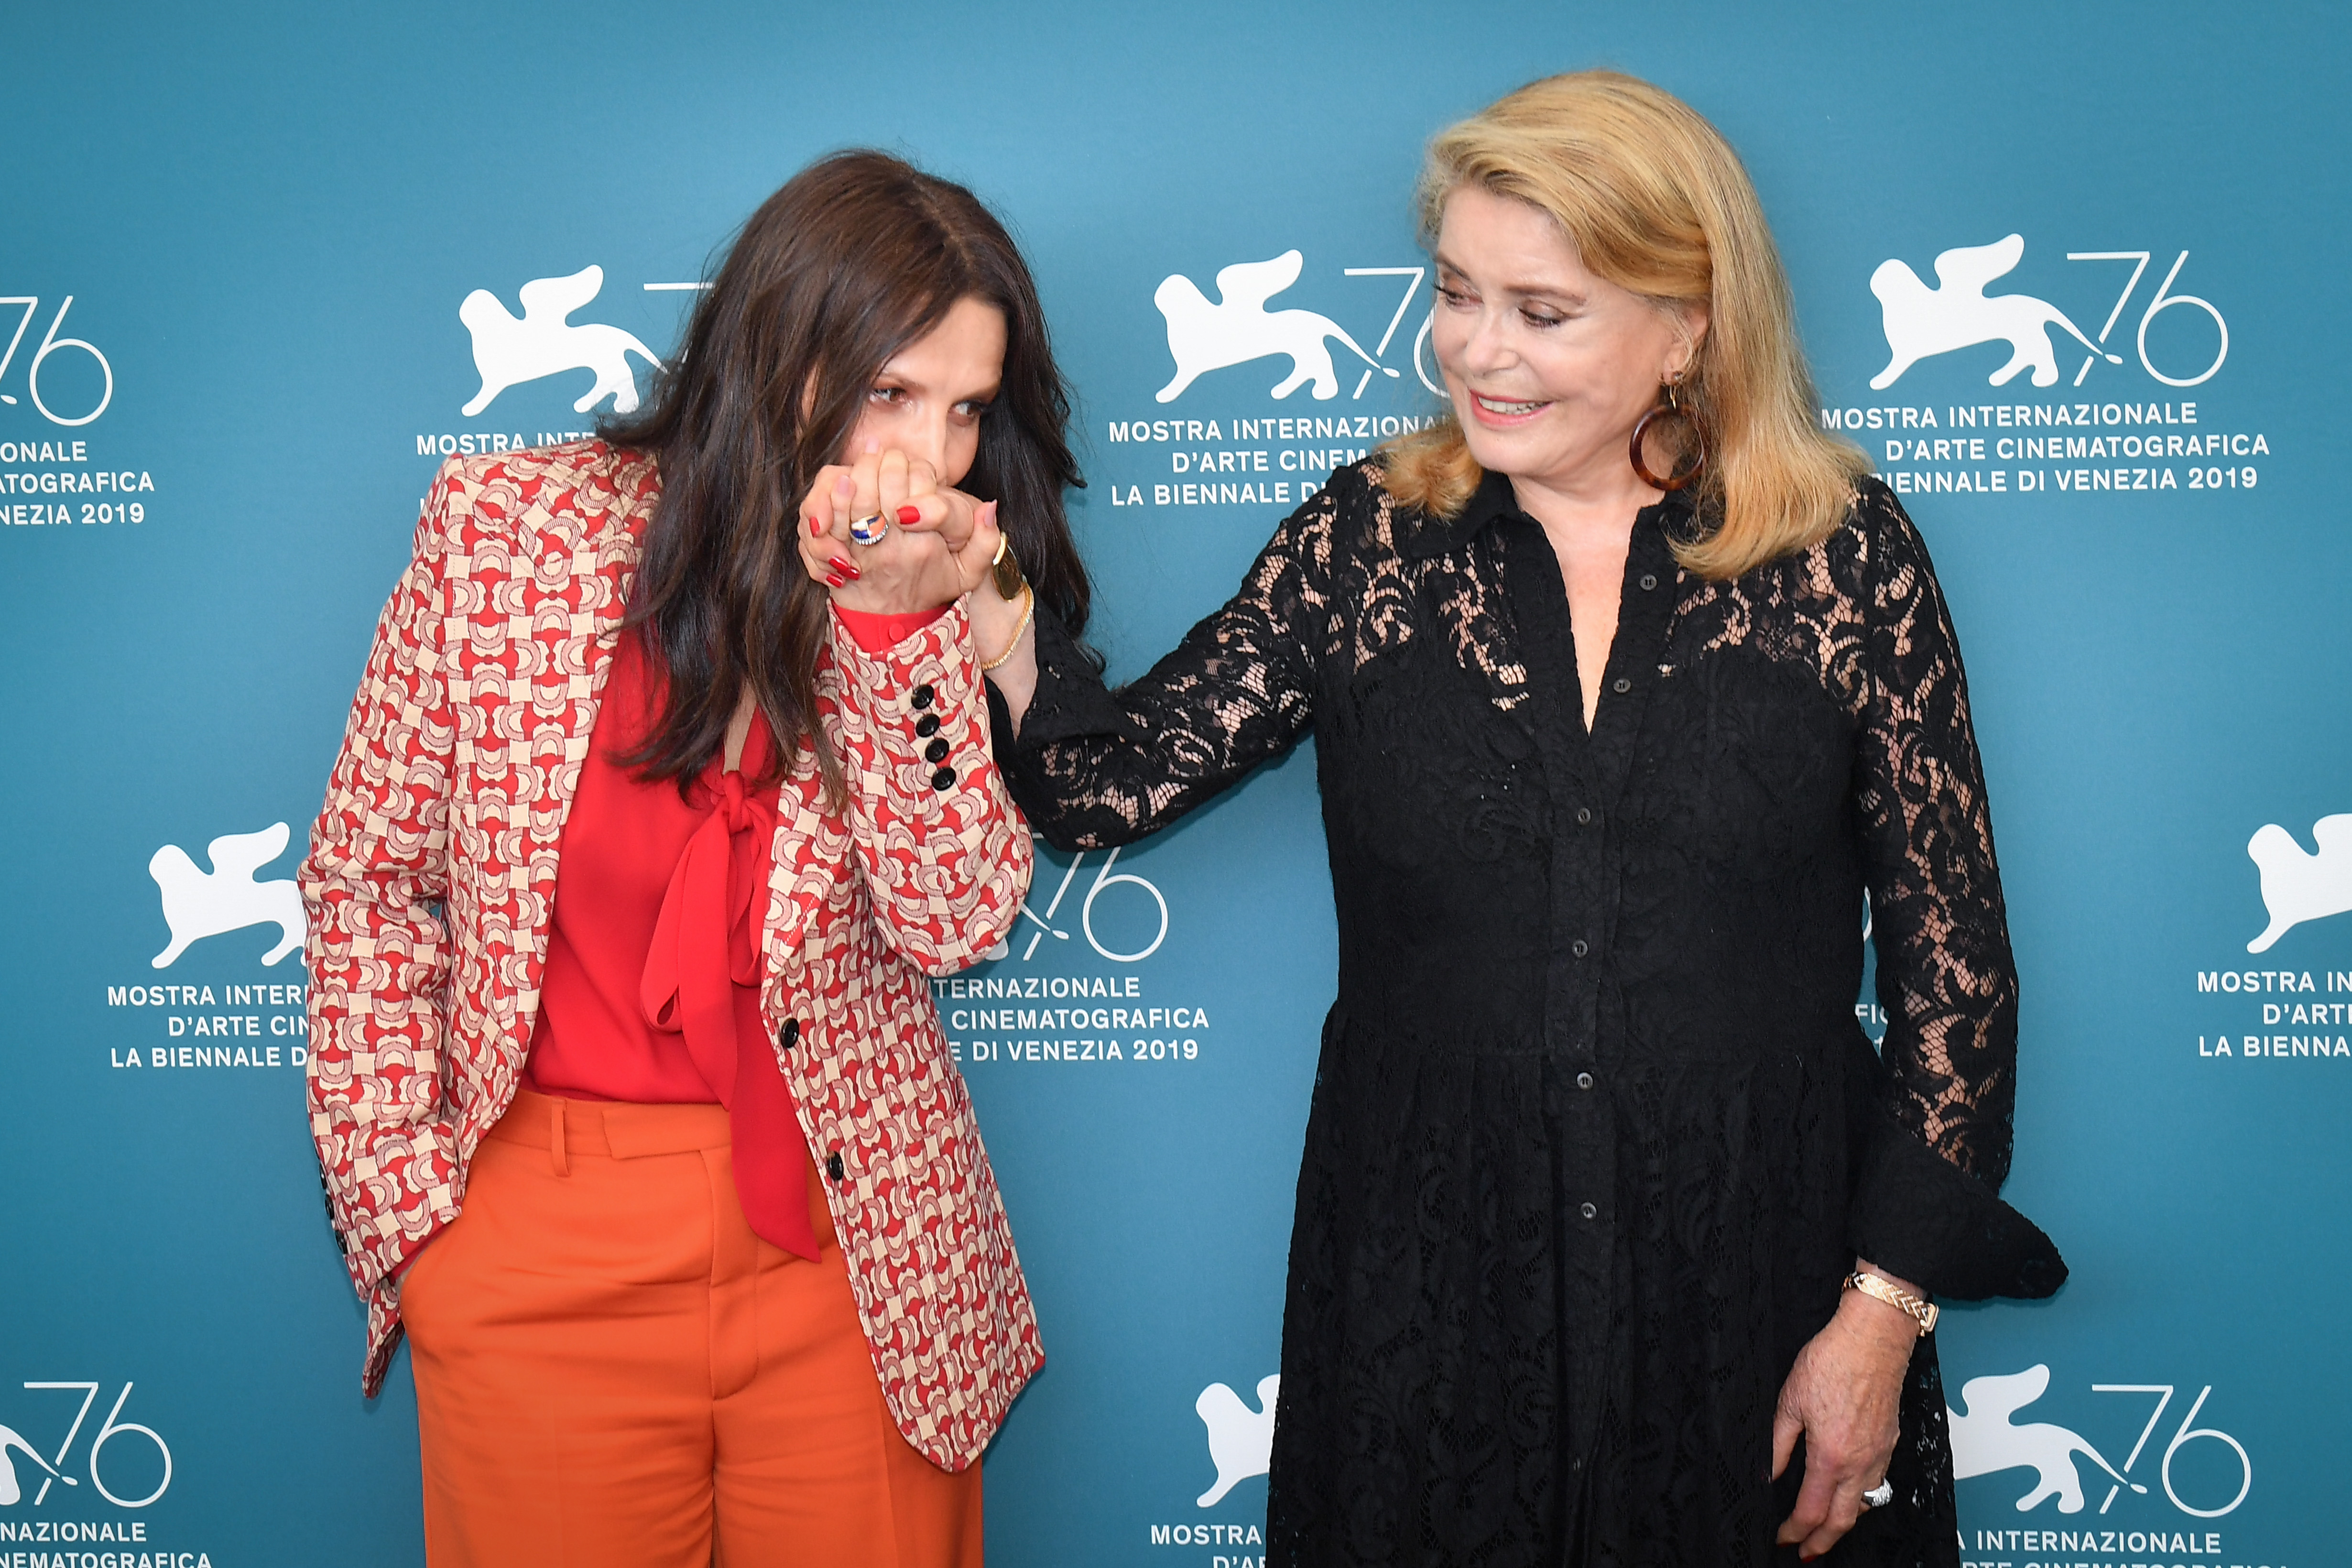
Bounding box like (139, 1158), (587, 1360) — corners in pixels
(1628, 378), (1709, 492)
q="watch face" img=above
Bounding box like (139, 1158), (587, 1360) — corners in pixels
(993, 549), (1025, 602)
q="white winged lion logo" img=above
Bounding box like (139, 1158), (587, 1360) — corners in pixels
(1869, 235), (2121, 390)
(2245, 813), (2352, 953)
(148, 821), (305, 968)
(1154, 252), (1391, 403)
(458, 264), (662, 417)
(1948, 1365), (2135, 1513)
(1194, 1374), (1279, 1507)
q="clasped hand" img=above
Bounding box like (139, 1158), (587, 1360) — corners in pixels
(795, 443), (1004, 614)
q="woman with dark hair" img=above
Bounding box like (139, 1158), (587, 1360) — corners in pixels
(846, 74), (2062, 1567)
(302, 150), (1085, 1568)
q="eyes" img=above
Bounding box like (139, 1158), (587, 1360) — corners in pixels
(1435, 282), (1567, 330)
(868, 383), (993, 421)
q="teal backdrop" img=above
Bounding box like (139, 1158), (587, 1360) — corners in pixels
(2, 4), (2342, 1565)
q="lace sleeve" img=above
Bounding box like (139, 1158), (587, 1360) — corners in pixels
(992, 477), (1338, 852)
(1843, 482), (2064, 1300)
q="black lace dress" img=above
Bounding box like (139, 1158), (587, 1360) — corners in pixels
(991, 462), (2064, 1566)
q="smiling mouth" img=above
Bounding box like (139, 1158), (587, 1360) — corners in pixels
(1471, 392), (1549, 417)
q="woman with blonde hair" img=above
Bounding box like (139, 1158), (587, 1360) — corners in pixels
(822, 73), (2063, 1565)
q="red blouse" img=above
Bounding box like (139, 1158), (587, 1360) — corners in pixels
(526, 605), (944, 1260)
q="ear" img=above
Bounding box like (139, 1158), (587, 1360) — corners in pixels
(1666, 300), (1710, 381)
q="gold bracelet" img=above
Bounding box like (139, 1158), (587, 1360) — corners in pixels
(980, 585), (1034, 673)
(1844, 1271), (1938, 1336)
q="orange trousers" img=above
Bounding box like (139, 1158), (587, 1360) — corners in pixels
(399, 1088), (982, 1568)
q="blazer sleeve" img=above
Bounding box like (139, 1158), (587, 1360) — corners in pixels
(826, 600), (1034, 976)
(301, 461), (465, 1301)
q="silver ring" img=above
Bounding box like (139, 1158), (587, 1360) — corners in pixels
(847, 512), (890, 546)
(1860, 1481), (1894, 1510)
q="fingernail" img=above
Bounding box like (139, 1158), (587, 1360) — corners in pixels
(825, 573), (845, 588)
(898, 505), (921, 525)
(807, 515), (825, 537)
(978, 499), (998, 527)
(830, 557), (859, 579)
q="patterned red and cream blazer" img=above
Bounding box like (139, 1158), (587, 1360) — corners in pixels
(302, 440), (1040, 1470)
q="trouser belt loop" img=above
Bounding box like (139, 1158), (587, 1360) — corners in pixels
(549, 1096), (570, 1177)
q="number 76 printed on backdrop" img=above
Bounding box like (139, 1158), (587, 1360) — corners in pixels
(0, 297), (113, 426)
(0, 1382), (170, 1509)
(991, 839), (1169, 964)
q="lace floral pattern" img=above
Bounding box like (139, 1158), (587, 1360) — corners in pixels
(996, 463), (2062, 1565)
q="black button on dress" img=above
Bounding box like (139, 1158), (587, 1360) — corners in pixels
(993, 462), (2063, 1567)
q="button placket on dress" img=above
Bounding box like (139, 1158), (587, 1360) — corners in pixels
(1491, 501), (1684, 1458)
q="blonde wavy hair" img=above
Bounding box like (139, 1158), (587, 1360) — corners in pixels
(1383, 70), (1867, 579)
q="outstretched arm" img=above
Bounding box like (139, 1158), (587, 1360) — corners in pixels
(970, 477), (1340, 852)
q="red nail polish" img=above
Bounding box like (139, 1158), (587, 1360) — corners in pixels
(807, 516), (825, 537)
(825, 573), (845, 588)
(898, 505), (921, 525)
(830, 557), (860, 578)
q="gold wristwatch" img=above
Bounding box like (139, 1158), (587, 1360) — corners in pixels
(991, 532), (1026, 601)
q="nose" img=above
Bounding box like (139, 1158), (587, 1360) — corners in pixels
(1458, 305), (1514, 379)
(904, 404), (953, 478)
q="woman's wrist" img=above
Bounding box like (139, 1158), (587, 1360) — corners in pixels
(832, 601), (947, 653)
(966, 575), (1025, 651)
(1841, 1261), (1933, 1339)
(980, 587), (1035, 672)
(1852, 1261), (1926, 1299)
(828, 576), (942, 618)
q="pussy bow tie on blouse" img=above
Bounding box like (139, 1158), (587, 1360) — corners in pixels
(641, 767), (770, 1100)
(638, 766), (818, 1259)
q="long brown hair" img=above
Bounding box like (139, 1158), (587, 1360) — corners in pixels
(1383, 71), (1867, 579)
(604, 150), (1089, 798)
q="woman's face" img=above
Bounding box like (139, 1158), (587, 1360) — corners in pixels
(842, 295), (1007, 486)
(1430, 185), (1703, 499)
